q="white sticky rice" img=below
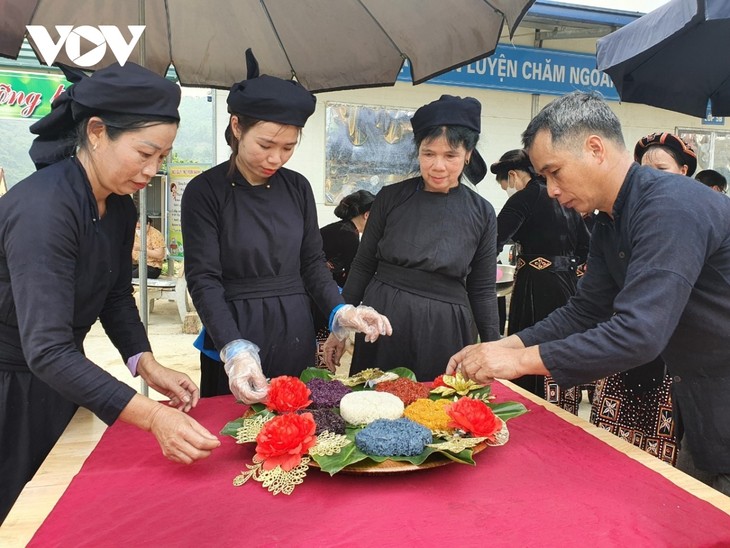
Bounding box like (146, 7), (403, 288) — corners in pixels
(339, 391), (404, 425)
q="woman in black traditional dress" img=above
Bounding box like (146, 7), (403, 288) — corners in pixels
(323, 95), (500, 381)
(588, 132), (697, 465)
(320, 190), (375, 288)
(491, 149), (590, 414)
(0, 63), (221, 523)
(182, 51), (390, 403)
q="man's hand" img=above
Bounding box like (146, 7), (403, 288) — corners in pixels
(446, 342), (547, 385)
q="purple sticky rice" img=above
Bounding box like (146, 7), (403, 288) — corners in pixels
(306, 378), (352, 409)
(298, 408), (347, 435)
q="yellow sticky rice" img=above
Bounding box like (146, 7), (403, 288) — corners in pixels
(404, 398), (453, 432)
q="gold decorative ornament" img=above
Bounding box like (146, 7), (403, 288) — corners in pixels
(309, 431), (351, 456)
(235, 414), (270, 444)
(233, 456), (311, 496)
(529, 257), (552, 270)
(427, 435), (488, 453)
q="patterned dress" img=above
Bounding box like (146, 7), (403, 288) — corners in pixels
(590, 358), (677, 465)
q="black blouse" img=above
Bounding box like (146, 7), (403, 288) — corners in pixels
(0, 158), (146, 425)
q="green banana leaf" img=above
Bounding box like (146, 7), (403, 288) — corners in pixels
(489, 401), (529, 421)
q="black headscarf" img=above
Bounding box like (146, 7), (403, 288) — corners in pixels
(410, 95), (487, 184)
(226, 49), (315, 128)
(29, 62), (181, 169)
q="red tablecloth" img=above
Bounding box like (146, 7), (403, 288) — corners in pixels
(29, 383), (730, 547)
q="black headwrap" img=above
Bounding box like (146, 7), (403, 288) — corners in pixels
(410, 95), (487, 184)
(29, 62), (181, 169)
(227, 49), (316, 128)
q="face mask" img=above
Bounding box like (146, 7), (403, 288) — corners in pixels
(505, 186), (518, 197)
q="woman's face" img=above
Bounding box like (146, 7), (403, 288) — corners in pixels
(92, 122), (177, 197)
(498, 170), (530, 196)
(418, 135), (470, 193)
(640, 147), (688, 175)
(233, 118), (299, 184)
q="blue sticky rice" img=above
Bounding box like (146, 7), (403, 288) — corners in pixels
(355, 418), (433, 457)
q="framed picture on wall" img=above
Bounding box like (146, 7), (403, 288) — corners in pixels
(324, 102), (419, 205)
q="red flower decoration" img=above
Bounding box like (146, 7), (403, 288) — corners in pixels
(255, 413), (317, 471)
(432, 375), (447, 388)
(445, 397), (501, 439)
(265, 376), (312, 412)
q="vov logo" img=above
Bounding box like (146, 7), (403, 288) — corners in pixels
(26, 25), (145, 67)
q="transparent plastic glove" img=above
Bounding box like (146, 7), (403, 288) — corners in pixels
(220, 339), (268, 404)
(331, 304), (393, 343)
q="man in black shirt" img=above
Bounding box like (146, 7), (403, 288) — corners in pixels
(448, 91), (730, 494)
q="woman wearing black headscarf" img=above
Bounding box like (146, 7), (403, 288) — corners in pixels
(491, 149), (590, 414)
(324, 95), (500, 381)
(0, 63), (220, 523)
(182, 51), (390, 402)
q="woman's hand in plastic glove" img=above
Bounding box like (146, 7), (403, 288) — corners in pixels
(220, 340), (269, 404)
(332, 304), (392, 342)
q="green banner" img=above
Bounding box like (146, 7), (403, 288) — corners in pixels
(0, 70), (69, 120)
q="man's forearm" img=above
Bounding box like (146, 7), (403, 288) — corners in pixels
(517, 345), (550, 377)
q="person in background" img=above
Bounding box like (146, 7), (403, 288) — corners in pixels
(132, 216), (166, 279)
(0, 63), (220, 524)
(491, 148), (590, 414)
(634, 132), (697, 176)
(321, 190), (375, 288)
(695, 169), (727, 194)
(448, 92), (730, 494)
(314, 190), (375, 367)
(181, 50), (391, 402)
(585, 131), (698, 466)
(324, 95), (500, 381)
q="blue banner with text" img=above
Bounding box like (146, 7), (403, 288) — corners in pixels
(399, 44), (619, 100)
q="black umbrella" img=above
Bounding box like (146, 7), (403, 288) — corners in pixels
(596, 0), (730, 117)
(0, 0), (536, 92)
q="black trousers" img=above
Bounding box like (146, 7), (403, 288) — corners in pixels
(132, 265), (162, 279)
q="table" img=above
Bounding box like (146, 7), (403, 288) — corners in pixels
(132, 276), (189, 322)
(3, 382), (730, 547)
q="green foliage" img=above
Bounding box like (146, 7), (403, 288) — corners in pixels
(387, 367), (417, 380)
(299, 367), (333, 383)
(488, 401), (529, 421)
